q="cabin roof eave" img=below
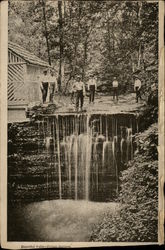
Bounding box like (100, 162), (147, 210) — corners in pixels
(8, 42), (50, 68)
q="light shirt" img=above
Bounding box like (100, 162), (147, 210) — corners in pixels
(40, 74), (49, 83)
(88, 78), (97, 90)
(48, 75), (58, 91)
(112, 80), (118, 87)
(48, 75), (57, 84)
(134, 79), (141, 90)
(73, 81), (86, 95)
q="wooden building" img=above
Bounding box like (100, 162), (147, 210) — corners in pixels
(8, 42), (50, 122)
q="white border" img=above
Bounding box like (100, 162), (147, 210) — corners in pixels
(0, 0), (164, 248)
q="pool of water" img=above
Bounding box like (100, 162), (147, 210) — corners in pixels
(8, 199), (119, 242)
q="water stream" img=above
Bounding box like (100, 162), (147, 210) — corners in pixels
(35, 113), (137, 202)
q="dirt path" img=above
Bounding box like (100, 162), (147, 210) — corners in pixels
(9, 200), (118, 242)
(8, 94), (145, 123)
(56, 93), (145, 114)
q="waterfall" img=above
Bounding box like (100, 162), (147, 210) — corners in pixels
(45, 137), (52, 150)
(112, 135), (118, 194)
(126, 127), (133, 161)
(93, 137), (99, 192)
(67, 135), (74, 196)
(102, 141), (111, 166)
(105, 114), (108, 140)
(85, 115), (91, 200)
(55, 115), (62, 199)
(39, 113), (137, 201)
(73, 135), (78, 200)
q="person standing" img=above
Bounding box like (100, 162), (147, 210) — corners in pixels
(70, 78), (76, 104)
(73, 75), (86, 112)
(88, 74), (97, 104)
(40, 70), (49, 104)
(112, 77), (119, 101)
(134, 76), (142, 103)
(48, 70), (57, 103)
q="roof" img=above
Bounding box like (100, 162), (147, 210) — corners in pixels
(8, 41), (50, 67)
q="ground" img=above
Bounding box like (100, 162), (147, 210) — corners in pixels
(52, 93), (144, 114)
(9, 93), (145, 123)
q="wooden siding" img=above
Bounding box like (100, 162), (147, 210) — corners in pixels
(8, 47), (48, 106)
(8, 50), (24, 64)
(8, 64), (27, 104)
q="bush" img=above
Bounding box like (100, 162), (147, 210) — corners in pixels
(90, 124), (158, 242)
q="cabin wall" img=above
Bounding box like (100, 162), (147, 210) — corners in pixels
(8, 62), (27, 104)
(8, 49), (49, 122)
(26, 65), (43, 103)
(8, 49), (48, 107)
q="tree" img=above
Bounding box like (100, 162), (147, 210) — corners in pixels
(58, 0), (64, 90)
(41, 0), (51, 65)
(9, 0), (158, 95)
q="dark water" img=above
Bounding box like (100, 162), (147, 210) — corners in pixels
(8, 113), (137, 203)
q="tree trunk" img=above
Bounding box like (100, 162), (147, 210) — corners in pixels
(42, 0), (51, 65)
(137, 2), (143, 69)
(138, 42), (141, 68)
(131, 54), (135, 73)
(106, 13), (111, 64)
(111, 23), (115, 57)
(58, 0), (64, 91)
(82, 37), (88, 81)
(137, 2), (142, 27)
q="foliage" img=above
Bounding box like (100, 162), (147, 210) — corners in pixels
(136, 85), (158, 132)
(8, 0), (158, 94)
(90, 124), (158, 242)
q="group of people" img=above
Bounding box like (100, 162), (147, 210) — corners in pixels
(70, 74), (97, 112)
(39, 69), (142, 111)
(40, 69), (58, 104)
(112, 75), (142, 103)
(69, 75), (142, 111)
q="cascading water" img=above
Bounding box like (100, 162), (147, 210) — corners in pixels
(37, 113), (137, 202)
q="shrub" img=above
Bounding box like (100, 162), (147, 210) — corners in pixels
(91, 124), (158, 242)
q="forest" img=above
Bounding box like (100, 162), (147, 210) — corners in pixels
(9, 0), (158, 94)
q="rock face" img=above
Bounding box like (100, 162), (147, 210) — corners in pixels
(8, 113), (138, 205)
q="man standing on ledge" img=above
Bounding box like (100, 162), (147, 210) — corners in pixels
(48, 69), (58, 103)
(40, 69), (49, 104)
(134, 76), (142, 103)
(88, 74), (97, 104)
(73, 75), (86, 112)
(112, 76), (119, 102)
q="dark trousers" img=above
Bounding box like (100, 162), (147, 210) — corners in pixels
(49, 84), (55, 103)
(89, 85), (95, 103)
(41, 82), (48, 103)
(76, 90), (84, 109)
(135, 87), (142, 102)
(113, 87), (118, 100)
(71, 92), (75, 104)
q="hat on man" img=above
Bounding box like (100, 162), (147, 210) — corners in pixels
(76, 75), (81, 80)
(90, 72), (93, 75)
